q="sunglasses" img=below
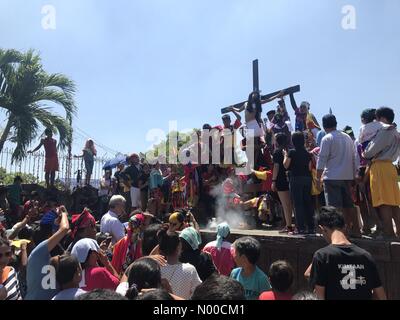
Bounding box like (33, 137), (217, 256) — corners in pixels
(0, 251), (12, 259)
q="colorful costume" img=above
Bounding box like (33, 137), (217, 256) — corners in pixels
(171, 178), (186, 210)
(111, 213), (144, 275)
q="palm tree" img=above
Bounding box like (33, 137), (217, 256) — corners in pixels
(0, 49), (22, 95)
(0, 49), (76, 161)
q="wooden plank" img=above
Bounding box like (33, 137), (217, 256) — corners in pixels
(390, 242), (400, 262)
(384, 262), (400, 300)
(352, 239), (392, 262)
(221, 85), (301, 114)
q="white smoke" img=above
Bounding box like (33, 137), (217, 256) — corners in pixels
(206, 181), (248, 230)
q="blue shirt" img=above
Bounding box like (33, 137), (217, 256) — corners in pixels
(25, 240), (59, 300)
(149, 169), (163, 190)
(230, 266), (272, 300)
(317, 130), (326, 147)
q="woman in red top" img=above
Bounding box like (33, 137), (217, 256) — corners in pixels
(28, 128), (59, 189)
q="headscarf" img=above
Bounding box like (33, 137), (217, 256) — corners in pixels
(216, 222), (230, 250)
(127, 213), (145, 239)
(129, 213), (145, 229)
(70, 209), (96, 239)
(179, 227), (202, 251)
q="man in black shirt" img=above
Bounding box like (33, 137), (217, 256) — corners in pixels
(307, 207), (386, 300)
(113, 163), (126, 195)
(121, 154), (142, 211)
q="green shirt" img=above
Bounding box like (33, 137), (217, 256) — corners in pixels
(7, 184), (22, 205)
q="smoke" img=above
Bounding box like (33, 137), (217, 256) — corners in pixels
(206, 181), (248, 230)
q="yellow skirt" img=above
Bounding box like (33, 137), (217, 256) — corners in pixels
(370, 160), (400, 207)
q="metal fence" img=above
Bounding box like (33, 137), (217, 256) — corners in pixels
(0, 148), (108, 189)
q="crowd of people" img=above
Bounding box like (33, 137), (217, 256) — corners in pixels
(0, 198), (388, 300)
(0, 90), (399, 301)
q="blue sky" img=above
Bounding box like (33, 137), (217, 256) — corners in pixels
(1, 0), (399, 158)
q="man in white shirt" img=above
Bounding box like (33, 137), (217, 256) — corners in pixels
(100, 195), (126, 244)
(317, 114), (360, 237)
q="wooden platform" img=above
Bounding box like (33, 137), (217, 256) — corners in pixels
(200, 229), (400, 300)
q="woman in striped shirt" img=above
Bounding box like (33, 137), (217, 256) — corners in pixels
(0, 238), (21, 300)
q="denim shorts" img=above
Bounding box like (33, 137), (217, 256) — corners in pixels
(323, 180), (354, 209)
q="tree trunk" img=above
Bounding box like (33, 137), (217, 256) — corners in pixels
(0, 115), (13, 153)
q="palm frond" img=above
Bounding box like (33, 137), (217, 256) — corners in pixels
(32, 88), (76, 117)
(0, 49), (23, 67)
(32, 107), (72, 150)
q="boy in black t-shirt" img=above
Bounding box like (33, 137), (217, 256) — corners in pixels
(307, 207), (386, 300)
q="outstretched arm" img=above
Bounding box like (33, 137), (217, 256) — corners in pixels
(230, 102), (246, 113)
(261, 91), (285, 105)
(28, 140), (44, 153)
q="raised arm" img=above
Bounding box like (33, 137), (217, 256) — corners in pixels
(8, 215), (29, 240)
(47, 206), (70, 253)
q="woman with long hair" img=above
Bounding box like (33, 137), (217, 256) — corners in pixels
(283, 132), (315, 234)
(272, 133), (294, 234)
(74, 139), (97, 186)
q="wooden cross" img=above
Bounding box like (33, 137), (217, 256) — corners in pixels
(221, 59), (301, 114)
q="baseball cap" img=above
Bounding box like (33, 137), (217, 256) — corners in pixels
(71, 238), (100, 263)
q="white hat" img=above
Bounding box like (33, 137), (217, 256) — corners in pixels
(71, 238), (100, 263)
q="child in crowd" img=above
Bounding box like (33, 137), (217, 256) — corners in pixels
(149, 162), (164, 217)
(51, 254), (85, 300)
(230, 236), (272, 300)
(359, 109), (382, 152)
(259, 260), (294, 300)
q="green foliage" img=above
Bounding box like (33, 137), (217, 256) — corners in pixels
(0, 167), (38, 185)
